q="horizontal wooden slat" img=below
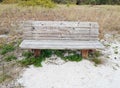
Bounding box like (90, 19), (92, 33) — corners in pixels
(20, 40), (104, 49)
(23, 21), (99, 28)
(24, 35), (98, 39)
(25, 36), (98, 40)
(23, 37), (99, 41)
(23, 26), (99, 32)
(24, 33), (98, 36)
(24, 29), (99, 35)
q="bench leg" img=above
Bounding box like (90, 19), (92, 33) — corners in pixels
(81, 50), (89, 58)
(33, 49), (41, 57)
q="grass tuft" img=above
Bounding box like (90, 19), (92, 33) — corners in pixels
(4, 55), (17, 62)
(22, 51), (33, 58)
(63, 54), (82, 62)
(19, 50), (83, 67)
(0, 44), (15, 55)
(92, 58), (102, 65)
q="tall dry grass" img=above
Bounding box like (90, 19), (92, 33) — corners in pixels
(0, 4), (120, 37)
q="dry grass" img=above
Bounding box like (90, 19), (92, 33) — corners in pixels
(0, 4), (119, 43)
(0, 4), (119, 30)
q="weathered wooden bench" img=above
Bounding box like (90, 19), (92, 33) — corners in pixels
(20, 21), (104, 58)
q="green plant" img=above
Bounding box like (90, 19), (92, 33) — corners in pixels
(4, 55), (17, 61)
(54, 50), (82, 62)
(22, 51), (33, 58)
(93, 51), (101, 57)
(41, 49), (53, 58)
(19, 50), (82, 67)
(63, 54), (82, 62)
(18, 56), (43, 67)
(92, 58), (102, 65)
(54, 50), (64, 57)
(19, 0), (56, 8)
(114, 51), (118, 54)
(0, 44), (15, 55)
(20, 50), (52, 67)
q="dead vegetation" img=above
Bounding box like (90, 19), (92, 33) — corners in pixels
(0, 4), (120, 35)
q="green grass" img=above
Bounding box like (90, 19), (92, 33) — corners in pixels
(4, 55), (17, 61)
(18, 57), (43, 67)
(0, 44), (15, 55)
(63, 54), (82, 62)
(19, 50), (53, 67)
(19, 50), (83, 67)
(22, 51), (33, 58)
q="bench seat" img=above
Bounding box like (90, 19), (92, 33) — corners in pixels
(20, 40), (104, 50)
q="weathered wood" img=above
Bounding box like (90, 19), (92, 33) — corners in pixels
(20, 21), (104, 58)
(33, 49), (41, 57)
(23, 21), (99, 28)
(22, 22), (99, 41)
(20, 40), (104, 49)
(81, 50), (89, 58)
(23, 37), (99, 41)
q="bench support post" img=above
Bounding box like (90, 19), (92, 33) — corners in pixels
(81, 50), (89, 58)
(33, 49), (41, 57)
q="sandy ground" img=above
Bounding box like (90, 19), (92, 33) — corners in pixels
(17, 33), (120, 88)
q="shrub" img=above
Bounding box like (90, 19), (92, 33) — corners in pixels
(2, 0), (18, 4)
(4, 55), (17, 61)
(0, 44), (15, 55)
(19, 0), (56, 8)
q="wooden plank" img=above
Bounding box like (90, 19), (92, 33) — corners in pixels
(23, 27), (98, 31)
(23, 37), (99, 41)
(24, 34), (98, 37)
(23, 36), (98, 40)
(23, 21), (99, 28)
(24, 30), (99, 34)
(20, 40), (104, 49)
(24, 33), (98, 36)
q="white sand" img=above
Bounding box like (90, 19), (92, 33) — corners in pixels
(17, 34), (120, 88)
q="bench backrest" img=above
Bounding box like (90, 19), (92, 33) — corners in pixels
(22, 21), (99, 41)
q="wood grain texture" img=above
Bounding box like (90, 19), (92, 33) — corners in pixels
(20, 21), (104, 49)
(23, 21), (99, 28)
(20, 40), (104, 49)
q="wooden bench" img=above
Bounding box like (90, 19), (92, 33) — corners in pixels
(20, 21), (104, 58)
